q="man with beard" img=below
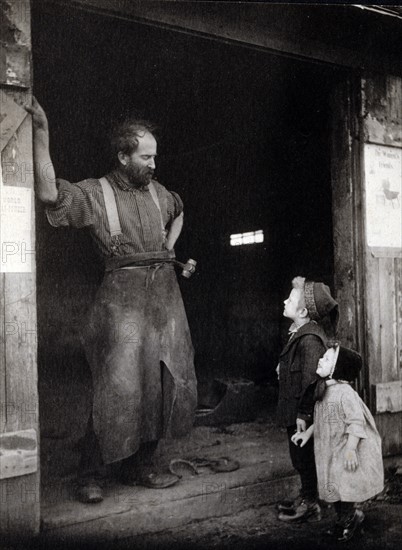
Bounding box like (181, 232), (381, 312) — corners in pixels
(25, 98), (197, 503)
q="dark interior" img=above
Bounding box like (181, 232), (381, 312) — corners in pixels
(32, 5), (341, 479)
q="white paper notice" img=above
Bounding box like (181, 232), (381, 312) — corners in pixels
(364, 144), (402, 251)
(0, 174), (33, 272)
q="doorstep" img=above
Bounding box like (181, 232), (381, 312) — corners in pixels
(40, 420), (299, 544)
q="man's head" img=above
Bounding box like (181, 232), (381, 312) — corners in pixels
(283, 276), (309, 324)
(111, 119), (158, 187)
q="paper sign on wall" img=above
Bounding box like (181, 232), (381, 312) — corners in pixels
(0, 166), (33, 272)
(364, 144), (402, 253)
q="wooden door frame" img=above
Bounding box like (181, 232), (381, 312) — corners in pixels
(0, 0), (40, 542)
(330, 73), (369, 400)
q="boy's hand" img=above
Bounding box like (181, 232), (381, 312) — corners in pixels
(296, 418), (306, 433)
(344, 449), (359, 471)
(24, 96), (48, 132)
(291, 432), (309, 448)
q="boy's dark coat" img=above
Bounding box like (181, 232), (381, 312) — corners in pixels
(277, 321), (327, 427)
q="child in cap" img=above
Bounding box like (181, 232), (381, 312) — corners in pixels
(292, 343), (384, 543)
(277, 277), (339, 523)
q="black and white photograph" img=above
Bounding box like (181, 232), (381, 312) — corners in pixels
(1, 2), (401, 549)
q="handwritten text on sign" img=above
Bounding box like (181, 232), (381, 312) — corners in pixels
(0, 183), (33, 272)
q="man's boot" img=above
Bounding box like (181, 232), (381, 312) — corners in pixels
(118, 442), (180, 489)
(76, 476), (104, 504)
(278, 498), (321, 523)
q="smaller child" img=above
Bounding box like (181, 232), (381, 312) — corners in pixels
(292, 343), (384, 543)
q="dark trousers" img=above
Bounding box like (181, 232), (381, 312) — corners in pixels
(79, 414), (158, 480)
(287, 425), (318, 501)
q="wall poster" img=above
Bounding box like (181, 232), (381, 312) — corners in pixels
(364, 144), (402, 255)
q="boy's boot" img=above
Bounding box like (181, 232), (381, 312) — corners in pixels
(278, 498), (321, 523)
(277, 494), (303, 514)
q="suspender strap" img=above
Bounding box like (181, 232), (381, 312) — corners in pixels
(149, 181), (167, 243)
(99, 177), (166, 243)
(99, 177), (122, 237)
(149, 181), (166, 240)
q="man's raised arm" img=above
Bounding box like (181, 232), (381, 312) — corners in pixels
(24, 97), (58, 204)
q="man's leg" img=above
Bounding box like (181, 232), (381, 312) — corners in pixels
(278, 426), (321, 522)
(76, 413), (104, 503)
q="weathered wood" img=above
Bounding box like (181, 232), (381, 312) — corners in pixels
(373, 380), (402, 413)
(365, 252), (382, 386)
(0, 428), (37, 480)
(397, 260), (402, 371)
(378, 258), (399, 381)
(41, 464), (299, 542)
(0, 0), (31, 87)
(0, 113), (40, 540)
(375, 413), (402, 457)
(39, 1), (402, 75)
(0, 0), (39, 540)
(330, 79), (364, 357)
(0, 91), (29, 152)
(362, 74), (402, 454)
(363, 76), (402, 147)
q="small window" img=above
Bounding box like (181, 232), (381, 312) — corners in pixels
(230, 230), (264, 246)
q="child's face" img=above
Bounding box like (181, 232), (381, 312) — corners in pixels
(283, 289), (304, 321)
(316, 347), (337, 378)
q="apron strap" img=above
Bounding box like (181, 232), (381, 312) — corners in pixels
(99, 176), (122, 237)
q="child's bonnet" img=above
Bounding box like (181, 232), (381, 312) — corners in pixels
(314, 345), (362, 401)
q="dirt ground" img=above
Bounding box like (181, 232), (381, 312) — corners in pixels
(9, 424), (402, 550)
(28, 499), (401, 550)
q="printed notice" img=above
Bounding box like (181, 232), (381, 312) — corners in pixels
(364, 144), (402, 252)
(0, 177), (33, 272)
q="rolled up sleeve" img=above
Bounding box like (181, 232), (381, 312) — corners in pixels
(46, 179), (94, 228)
(167, 190), (184, 219)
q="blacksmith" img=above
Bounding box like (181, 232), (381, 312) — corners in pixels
(26, 98), (197, 503)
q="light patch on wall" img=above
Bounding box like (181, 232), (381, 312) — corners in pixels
(230, 230), (264, 246)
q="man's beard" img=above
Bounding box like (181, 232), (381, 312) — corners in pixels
(124, 161), (154, 188)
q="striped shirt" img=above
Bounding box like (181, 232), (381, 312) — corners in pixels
(46, 170), (183, 260)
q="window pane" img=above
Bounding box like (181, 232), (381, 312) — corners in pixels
(230, 230), (264, 246)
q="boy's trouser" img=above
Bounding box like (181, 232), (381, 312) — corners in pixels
(287, 426), (318, 502)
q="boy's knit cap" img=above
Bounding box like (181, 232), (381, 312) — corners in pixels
(332, 346), (362, 382)
(304, 280), (339, 332)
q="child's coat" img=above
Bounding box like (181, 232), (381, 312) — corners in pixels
(314, 383), (384, 502)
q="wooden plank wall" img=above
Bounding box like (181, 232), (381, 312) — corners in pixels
(0, 0), (40, 540)
(362, 74), (402, 455)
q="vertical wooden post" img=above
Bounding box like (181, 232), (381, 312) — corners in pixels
(330, 76), (366, 396)
(0, 0), (40, 540)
